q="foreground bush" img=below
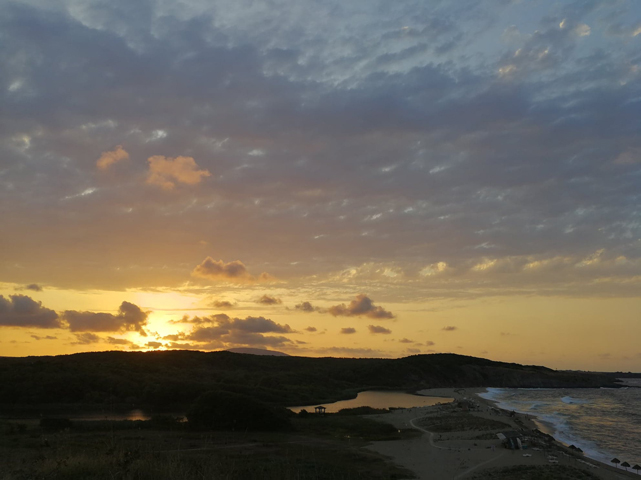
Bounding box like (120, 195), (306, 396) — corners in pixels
(187, 390), (291, 431)
(40, 417), (72, 431)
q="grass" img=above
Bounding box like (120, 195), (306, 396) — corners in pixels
(292, 414), (419, 443)
(471, 432), (503, 440)
(471, 465), (601, 480)
(416, 413), (510, 433)
(0, 417), (416, 479)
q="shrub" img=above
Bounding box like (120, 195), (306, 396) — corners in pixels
(187, 390), (291, 431)
(40, 417), (72, 431)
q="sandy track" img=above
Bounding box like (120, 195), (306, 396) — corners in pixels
(365, 388), (638, 480)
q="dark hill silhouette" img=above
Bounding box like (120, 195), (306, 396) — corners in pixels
(225, 348), (289, 356)
(0, 351), (619, 410)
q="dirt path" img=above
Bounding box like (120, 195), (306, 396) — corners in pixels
(366, 388), (640, 480)
(409, 415), (506, 478)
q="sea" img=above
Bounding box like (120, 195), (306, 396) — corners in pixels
(478, 381), (641, 471)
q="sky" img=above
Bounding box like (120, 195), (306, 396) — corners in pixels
(1, 0), (640, 371)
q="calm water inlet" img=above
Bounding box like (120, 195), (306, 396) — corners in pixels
(289, 390), (452, 413)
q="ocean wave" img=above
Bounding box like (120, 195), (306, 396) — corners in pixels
(561, 396), (590, 405)
(476, 388), (505, 403)
(477, 388), (641, 470)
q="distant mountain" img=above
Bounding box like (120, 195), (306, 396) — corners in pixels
(226, 348), (289, 356)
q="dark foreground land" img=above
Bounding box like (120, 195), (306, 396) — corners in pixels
(1, 403), (608, 480)
(471, 465), (600, 480)
(0, 414), (419, 480)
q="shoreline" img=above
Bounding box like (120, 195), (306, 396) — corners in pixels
(475, 387), (556, 436)
(474, 387), (640, 476)
(364, 387), (638, 479)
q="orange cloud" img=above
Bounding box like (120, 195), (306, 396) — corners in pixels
(211, 300), (234, 308)
(257, 294), (282, 305)
(146, 155), (211, 190)
(328, 294), (395, 319)
(0, 294), (61, 328)
(191, 257), (275, 284)
(167, 315), (295, 349)
(96, 145), (129, 170)
(295, 301), (320, 312)
(63, 301), (148, 336)
(368, 325), (392, 334)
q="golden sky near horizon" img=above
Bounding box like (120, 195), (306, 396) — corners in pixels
(1, 0), (641, 371)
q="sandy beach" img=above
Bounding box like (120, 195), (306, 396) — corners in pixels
(365, 388), (638, 480)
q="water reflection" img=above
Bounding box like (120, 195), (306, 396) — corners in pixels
(66, 409), (153, 421)
(1, 410), (185, 422)
(289, 390), (452, 413)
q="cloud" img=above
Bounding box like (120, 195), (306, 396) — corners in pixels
(183, 314), (294, 348)
(368, 325), (392, 334)
(171, 313), (230, 325)
(14, 284), (43, 292)
(398, 338), (413, 343)
(221, 332), (293, 347)
(193, 258), (249, 281)
(30, 335), (57, 340)
(106, 336), (136, 346)
(0, 295), (61, 328)
(328, 294), (395, 319)
(211, 300), (234, 308)
(96, 145), (129, 170)
(425, 341), (435, 346)
(573, 24), (591, 37)
(340, 327), (356, 334)
(63, 301), (148, 335)
(72, 332), (102, 345)
(420, 262), (448, 277)
(295, 301), (319, 312)
(305, 326), (317, 332)
(229, 316), (293, 334)
(162, 333), (186, 341)
(146, 341), (164, 349)
(192, 258), (274, 284)
(257, 294), (282, 305)
(614, 148), (641, 165)
(1, 0), (641, 309)
(442, 326), (457, 332)
(146, 155), (211, 190)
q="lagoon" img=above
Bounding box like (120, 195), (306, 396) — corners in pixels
(289, 390), (452, 413)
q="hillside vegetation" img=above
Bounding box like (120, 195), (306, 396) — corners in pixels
(0, 352), (617, 410)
